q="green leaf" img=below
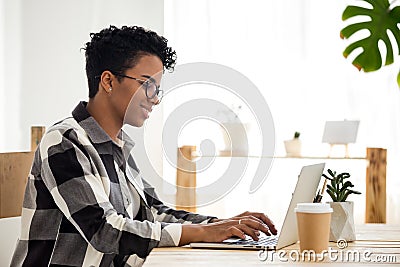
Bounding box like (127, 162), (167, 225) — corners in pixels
(330, 177), (337, 189)
(349, 189), (362, 195)
(337, 190), (345, 202)
(338, 173), (344, 185)
(340, 181), (354, 192)
(327, 189), (337, 202)
(327, 169), (335, 178)
(341, 173), (351, 179)
(322, 174), (331, 180)
(397, 71), (400, 88)
(342, 191), (352, 202)
(341, 0), (400, 72)
(327, 184), (335, 192)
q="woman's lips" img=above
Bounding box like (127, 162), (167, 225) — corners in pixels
(141, 106), (151, 118)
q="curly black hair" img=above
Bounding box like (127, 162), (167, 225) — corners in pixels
(83, 25), (177, 98)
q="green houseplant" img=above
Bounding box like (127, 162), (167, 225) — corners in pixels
(340, 0), (400, 87)
(324, 169), (361, 202)
(324, 169), (361, 242)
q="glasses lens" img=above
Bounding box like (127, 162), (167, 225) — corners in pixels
(145, 81), (159, 99)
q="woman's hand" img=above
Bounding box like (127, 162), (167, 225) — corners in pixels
(179, 212), (276, 246)
(210, 211), (277, 235)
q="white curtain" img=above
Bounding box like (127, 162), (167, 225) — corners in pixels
(164, 0), (400, 224)
(0, 0), (28, 152)
(0, 0), (5, 150)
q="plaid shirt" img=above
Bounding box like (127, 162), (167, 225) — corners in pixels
(11, 101), (215, 267)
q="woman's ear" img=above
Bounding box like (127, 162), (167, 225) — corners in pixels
(99, 70), (114, 94)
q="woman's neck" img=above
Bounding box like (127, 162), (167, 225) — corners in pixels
(86, 97), (122, 142)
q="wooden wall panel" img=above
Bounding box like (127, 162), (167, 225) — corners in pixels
(365, 148), (387, 223)
(31, 126), (45, 151)
(176, 146), (196, 213)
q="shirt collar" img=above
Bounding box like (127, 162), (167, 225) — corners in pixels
(72, 101), (135, 152)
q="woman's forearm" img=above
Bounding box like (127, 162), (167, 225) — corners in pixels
(179, 224), (206, 246)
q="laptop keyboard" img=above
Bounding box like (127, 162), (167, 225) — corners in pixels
(231, 234), (278, 246)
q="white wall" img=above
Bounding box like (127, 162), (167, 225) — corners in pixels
(0, 0), (165, 191)
(0, 0), (4, 146)
(1, 0), (22, 152)
(164, 0), (400, 223)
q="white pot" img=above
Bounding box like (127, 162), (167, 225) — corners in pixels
(284, 138), (302, 157)
(220, 122), (250, 154)
(329, 201), (356, 242)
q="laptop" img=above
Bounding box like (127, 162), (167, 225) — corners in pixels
(190, 163), (325, 250)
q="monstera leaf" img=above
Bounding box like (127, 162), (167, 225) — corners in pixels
(340, 0), (400, 86)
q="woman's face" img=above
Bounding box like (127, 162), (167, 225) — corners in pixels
(110, 54), (163, 127)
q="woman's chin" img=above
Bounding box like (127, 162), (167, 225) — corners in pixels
(124, 118), (145, 128)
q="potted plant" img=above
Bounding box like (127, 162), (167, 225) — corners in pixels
(284, 131), (301, 157)
(324, 169), (361, 242)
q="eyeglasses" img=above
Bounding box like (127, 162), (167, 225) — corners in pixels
(111, 71), (163, 101)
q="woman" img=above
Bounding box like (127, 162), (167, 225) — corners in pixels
(11, 25), (276, 267)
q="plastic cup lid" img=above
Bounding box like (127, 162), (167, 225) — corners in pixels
(294, 203), (333, 213)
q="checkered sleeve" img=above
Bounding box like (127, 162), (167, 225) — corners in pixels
(143, 180), (217, 226)
(39, 128), (173, 258)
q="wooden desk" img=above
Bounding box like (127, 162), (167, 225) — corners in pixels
(144, 224), (400, 266)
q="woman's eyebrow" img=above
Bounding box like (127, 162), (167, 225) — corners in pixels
(141, 75), (156, 83)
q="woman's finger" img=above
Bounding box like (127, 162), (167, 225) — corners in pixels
(229, 226), (246, 240)
(239, 218), (272, 236)
(235, 223), (259, 241)
(231, 215), (264, 225)
(240, 212), (277, 235)
(257, 213), (277, 235)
